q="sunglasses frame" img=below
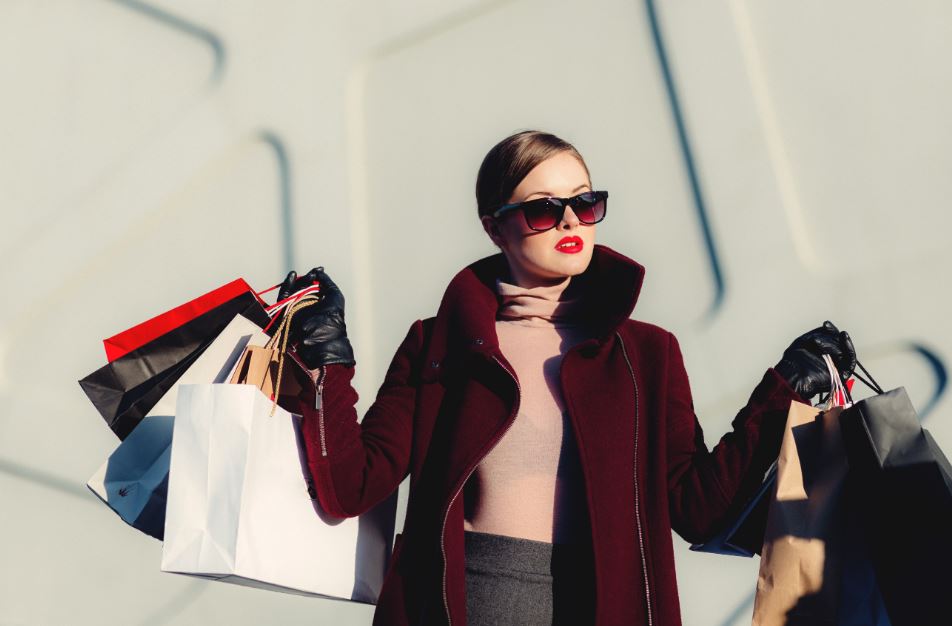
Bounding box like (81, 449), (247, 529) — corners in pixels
(491, 190), (609, 232)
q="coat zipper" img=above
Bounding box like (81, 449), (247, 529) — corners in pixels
(616, 331), (653, 626)
(439, 353), (521, 626)
(315, 366), (328, 457)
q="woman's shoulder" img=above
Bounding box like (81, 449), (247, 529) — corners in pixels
(615, 320), (689, 374)
(618, 318), (674, 342)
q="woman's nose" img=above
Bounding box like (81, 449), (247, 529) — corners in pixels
(559, 205), (581, 229)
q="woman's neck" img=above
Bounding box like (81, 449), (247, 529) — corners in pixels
(495, 274), (589, 327)
(500, 266), (590, 299)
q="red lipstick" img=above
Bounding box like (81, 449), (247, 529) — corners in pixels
(555, 236), (583, 254)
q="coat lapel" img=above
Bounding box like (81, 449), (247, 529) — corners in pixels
(421, 243), (648, 496)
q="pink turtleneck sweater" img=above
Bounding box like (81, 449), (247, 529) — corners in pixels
(462, 275), (594, 545)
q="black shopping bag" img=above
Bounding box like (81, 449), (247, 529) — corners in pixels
(79, 290), (269, 439)
(689, 462), (776, 557)
(839, 386), (952, 626)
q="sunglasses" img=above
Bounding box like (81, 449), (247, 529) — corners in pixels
(491, 190), (608, 232)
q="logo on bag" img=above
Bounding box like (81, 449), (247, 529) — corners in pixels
(118, 485), (135, 497)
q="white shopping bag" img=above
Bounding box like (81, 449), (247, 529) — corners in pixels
(87, 313), (270, 538)
(161, 383), (395, 603)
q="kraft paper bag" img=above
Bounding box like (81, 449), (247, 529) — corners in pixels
(753, 355), (890, 626)
(227, 294), (320, 402)
(228, 344), (304, 401)
(752, 401), (849, 625)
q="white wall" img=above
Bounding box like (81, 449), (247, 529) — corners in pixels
(1, 1), (949, 624)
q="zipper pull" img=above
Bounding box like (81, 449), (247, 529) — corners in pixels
(313, 366), (325, 410)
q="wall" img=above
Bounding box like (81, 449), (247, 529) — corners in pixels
(1, 1), (949, 623)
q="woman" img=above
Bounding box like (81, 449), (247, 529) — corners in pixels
(278, 130), (855, 625)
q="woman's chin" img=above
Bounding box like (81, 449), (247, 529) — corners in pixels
(553, 249), (593, 272)
(537, 254), (592, 278)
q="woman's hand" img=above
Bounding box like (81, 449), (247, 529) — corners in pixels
(774, 320), (856, 400)
(277, 266), (356, 369)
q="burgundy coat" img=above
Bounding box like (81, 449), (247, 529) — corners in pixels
(297, 243), (803, 625)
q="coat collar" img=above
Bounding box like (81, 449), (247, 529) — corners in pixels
(433, 243), (646, 357)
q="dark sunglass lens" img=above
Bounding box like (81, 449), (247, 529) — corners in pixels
(572, 194), (605, 224)
(524, 199), (562, 230)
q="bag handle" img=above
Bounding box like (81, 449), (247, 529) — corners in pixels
(253, 281), (323, 334)
(850, 358), (884, 395)
(821, 354), (852, 408)
(232, 292), (321, 415)
(265, 284), (322, 317)
(816, 356), (885, 406)
(265, 294), (321, 415)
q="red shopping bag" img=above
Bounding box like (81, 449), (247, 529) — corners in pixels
(103, 278), (263, 362)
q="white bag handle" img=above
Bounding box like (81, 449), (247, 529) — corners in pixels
(821, 353), (851, 408)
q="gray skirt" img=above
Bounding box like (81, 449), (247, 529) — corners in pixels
(464, 530), (596, 626)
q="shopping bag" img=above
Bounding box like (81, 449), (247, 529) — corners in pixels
(752, 356), (889, 625)
(78, 290), (269, 439)
(839, 385), (952, 625)
(752, 401), (848, 624)
(161, 385), (396, 602)
(690, 462), (777, 557)
(86, 313), (270, 539)
(693, 380), (855, 558)
(227, 296), (317, 405)
(103, 278), (260, 362)
(161, 295), (396, 602)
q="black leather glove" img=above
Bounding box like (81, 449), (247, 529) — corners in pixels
(774, 320), (856, 400)
(277, 266), (356, 369)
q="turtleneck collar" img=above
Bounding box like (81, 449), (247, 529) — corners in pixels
(495, 276), (589, 327)
(430, 244), (647, 355)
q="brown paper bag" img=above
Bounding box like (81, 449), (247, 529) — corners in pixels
(752, 399), (850, 625)
(229, 295), (318, 414)
(230, 345), (285, 399)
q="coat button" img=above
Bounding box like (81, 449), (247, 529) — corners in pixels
(474, 338), (484, 345)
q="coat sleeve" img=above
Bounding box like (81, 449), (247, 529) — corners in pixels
(664, 331), (804, 544)
(297, 318), (425, 519)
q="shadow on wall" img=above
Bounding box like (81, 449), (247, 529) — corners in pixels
(644, 0), (725, 322)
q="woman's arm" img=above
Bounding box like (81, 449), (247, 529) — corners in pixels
(664, 332), (801, 544)
(275, 267), (425, 519)
(296, 318), (425, 519)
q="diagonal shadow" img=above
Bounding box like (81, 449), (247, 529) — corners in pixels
(907, 341), (947, 421)
(0, 456), (92, 502)
(257, 131), (297, 273)
(111, 0), (226, 84)
(645, 0), (727, 323)
(136, 579), (207, 626)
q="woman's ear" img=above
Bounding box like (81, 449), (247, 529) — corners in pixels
(481, 216), (505, 249)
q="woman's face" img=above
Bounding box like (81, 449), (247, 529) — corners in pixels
(481, 151), (596, 288)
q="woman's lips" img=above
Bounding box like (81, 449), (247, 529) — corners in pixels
(555, 236), (584, 254)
